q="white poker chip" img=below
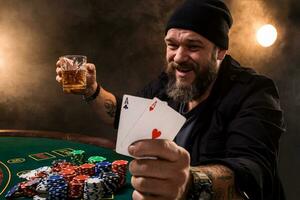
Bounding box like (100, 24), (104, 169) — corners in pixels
(18, 170), (37, 180)
(36, 180), (48, 193)
(33, 194), (48, 200)
(84, 177), (104, 199)
(18, 166), (52, 180)
(35, 166), (52, 174)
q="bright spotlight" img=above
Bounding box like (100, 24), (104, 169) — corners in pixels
(256, 24), (277, 47)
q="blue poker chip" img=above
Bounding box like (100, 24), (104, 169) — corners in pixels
(95, 161), (112, 176)
(47, 176), (68, 200)
(5, 183), (21, 198)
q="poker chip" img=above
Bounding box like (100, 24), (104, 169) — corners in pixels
(33, 194), (48, 200)
(36, 179), (48, 194)
(59, 168), (77, 182)
(95, 161), (112, 176)
(88, 156), (107, 164)
(83, 177), (104, 199)
(47, 175), (68, 200)
(69, 179), (84, 198)
(52, 160), (74, 173)
(20, 181), (37, 197)
(102, 172), (121, 194)
(79, 163), (96, 176)
(18, 169), (37, 180)
(5, 183), (22, 199)
(73, 174), (90, 183)
(112, 160), (128, 186)
(70, 149), (85, 165)
(5, 156), (128, 199)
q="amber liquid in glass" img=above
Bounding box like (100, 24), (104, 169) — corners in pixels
(62, 69), (86, 93)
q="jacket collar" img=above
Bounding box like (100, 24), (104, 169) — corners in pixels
(207, 55), (255, 108)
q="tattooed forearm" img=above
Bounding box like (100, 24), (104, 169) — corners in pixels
(89, 86), (117, 126)
(104, 99), (116, 118)
(195, 165), (242, 200)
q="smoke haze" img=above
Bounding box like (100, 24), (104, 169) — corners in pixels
(0, 1), (299, 199)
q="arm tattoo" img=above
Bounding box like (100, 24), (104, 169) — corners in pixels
(104, 99), (116, 118)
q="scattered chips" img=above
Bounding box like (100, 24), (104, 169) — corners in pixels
(5, 151), (129, 200)
(5, 183), (22, 199)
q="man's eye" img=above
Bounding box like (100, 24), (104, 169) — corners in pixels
(167, 44), (178, 49)
(188, 45), (201, 50)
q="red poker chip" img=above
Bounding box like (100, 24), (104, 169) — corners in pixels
(80, 163), (95, 169)
(68, 181), (84, 198)
(112, 160), (128, 165)
(60, 168), (76, 175)
(73, 175), (89, 183)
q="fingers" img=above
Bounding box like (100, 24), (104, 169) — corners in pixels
(129, 140), (191, 199)
(129, 139), (190, 162)
(56, 59), (62, 68)
(56, 75), (62, 83)
(56, 67), (62, 75)
(129, 140), (190, 199)
(132, 190), (160, 200)
(131, 177), (179, 200)
(55, 63), (62, 83)
(129, 159), (184, 179)
(85, 63), (96, 74)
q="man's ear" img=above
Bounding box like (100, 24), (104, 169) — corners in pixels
(217, 49), (227, 60)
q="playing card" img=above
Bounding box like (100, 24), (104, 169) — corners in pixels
(116, 95), (152, 155)
(120, 97), (186, 157)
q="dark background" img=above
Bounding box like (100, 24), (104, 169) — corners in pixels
(0, 0), (298, 199)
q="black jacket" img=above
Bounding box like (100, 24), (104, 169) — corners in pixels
(114, 55), (286, 200)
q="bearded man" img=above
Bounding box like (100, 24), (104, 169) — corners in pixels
(56, 0), (285, 199)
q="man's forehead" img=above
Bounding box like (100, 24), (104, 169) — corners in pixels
(165, 28), (207, 42)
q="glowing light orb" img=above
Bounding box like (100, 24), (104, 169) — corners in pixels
(256, 24), (277, 47)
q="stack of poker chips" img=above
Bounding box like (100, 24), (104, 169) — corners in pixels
(5, 152), (129, 200)
(70, 150), (86, 165)
(95, 161), (112, 176)
(83, 177), (105, 199)
(47, 175), (68, 200)
(112, 160), (128, 186)
(79, 163), (96, 176)
(69, 174), (90, 198)
(101, 172), (121, 194)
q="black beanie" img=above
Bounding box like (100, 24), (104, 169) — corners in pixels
(165, 0), (233, 50)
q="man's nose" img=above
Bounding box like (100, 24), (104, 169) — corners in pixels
(173, 47), (189, 64)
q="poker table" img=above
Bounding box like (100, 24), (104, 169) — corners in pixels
(0, 130), (133, 200)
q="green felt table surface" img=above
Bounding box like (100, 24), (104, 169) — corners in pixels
(0, 136), (133, 200)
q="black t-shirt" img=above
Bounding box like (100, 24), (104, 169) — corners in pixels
(174, 100), (207, 153)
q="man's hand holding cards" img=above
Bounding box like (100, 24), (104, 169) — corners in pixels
(116, 95), (186, 158)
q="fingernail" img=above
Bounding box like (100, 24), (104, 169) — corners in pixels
(128, 145), (135, 155)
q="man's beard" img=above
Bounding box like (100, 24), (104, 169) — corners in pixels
(165, 57), (218, 103)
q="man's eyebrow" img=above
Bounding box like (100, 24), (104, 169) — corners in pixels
(165, 37), (205, 45)
(186, 39), (205, 45)
(164, 38), (176, 43)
